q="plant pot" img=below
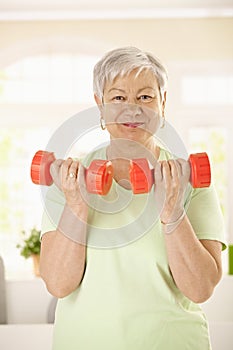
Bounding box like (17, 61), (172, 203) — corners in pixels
(31, 254), (40, 277)
(229, 244), (233, 275)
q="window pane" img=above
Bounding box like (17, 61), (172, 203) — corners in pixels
(189, 127), (228, 220)
(50, 78), (73, 103)
(188, 127), (229, 271)
(23, 79), (50, 103)
(0, 80), (23, 103)
(182, 76), (233, 105)
(0, 54), (98, 104)
(0, 127), (51, 278)
(22, 56), (49, 79)
(50, 54), (73, 78)
(74, 55), (98, 103)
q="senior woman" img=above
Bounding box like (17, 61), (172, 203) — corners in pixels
(40, 47), (226, 350)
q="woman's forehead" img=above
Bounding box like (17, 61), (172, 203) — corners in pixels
(105, 68), (159, 91)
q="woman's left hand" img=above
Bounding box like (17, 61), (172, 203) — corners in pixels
(154, 158), (190, 223)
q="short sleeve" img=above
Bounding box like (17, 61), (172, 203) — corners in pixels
(40, 184), (65, 239)
(185, 184), (227, 250)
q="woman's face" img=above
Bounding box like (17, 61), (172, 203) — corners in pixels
(96, 68), (166, 147)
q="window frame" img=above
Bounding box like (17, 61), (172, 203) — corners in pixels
(166, 60), (233, 248)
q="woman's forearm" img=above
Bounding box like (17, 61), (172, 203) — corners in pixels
(40, 204), (88, 298)
(163, 215), (222, 303)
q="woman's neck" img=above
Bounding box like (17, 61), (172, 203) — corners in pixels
(106, 138), (160, 190)
(106, 138), (160, 166)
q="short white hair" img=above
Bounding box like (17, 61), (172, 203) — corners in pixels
(93, 46), (168, 100)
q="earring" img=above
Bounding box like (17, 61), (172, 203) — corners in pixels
(100, 117), (106, 130)
(160, 116), (165, 129)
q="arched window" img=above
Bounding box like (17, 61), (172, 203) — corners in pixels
(0, 53), (99, 104)
(0, 53), (102, 278)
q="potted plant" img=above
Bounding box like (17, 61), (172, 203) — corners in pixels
(16, 227), (41, 276)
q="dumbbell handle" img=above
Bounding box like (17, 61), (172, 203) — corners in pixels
(130, 152), (211, 194)
(30, 150), (113, 195)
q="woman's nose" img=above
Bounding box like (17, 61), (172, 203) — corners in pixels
(125, 102), (142, 117)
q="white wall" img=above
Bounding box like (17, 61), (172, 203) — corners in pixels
(0, 18), (232, 126)
(5, 278), (53, 324)
(0, 18), (232, 62)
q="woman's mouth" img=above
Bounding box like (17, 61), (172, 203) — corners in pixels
(122, 122), (144, 129)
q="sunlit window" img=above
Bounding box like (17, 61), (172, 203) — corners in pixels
(189, 127), (229, 271)
(189, 126), (228, 241)
(182, 76), (233, 105)
(0, 54), (98, 104)
(0, 128), (51, 278)
(0, 52), (101, 279)
(189, 127), (228, 218)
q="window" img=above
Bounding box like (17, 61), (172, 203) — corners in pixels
(167, 61), (233, 272)
(0, 128), (51, 279)
(182, 75), (233, 105)
(0, 54), (99, 104)
(189, 127), (228, 225)
(0, 52), (101, 279)
(175, 64), (233, 273)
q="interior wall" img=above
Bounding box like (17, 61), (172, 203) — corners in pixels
(0, 18), (232, 68)
(0, 18), (232, 127)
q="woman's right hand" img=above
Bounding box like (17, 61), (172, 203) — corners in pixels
(50, 158), (88, 213)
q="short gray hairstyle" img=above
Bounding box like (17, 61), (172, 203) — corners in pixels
(93, 46), (168, 100)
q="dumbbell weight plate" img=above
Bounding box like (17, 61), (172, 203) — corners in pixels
(130, 159), (153, 194)
(86, 160), (113, 195)
(31, 150), (55, 186)
(189, 152), (211, 188)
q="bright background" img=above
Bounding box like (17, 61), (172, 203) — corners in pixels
(0, 0), (232, 279)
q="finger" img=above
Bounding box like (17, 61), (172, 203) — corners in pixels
(177, 158), (190, 179)
(67, 161), (80, 180)
(61, 158), (73, 181)
(77, 163), (87, 190)
(50, 159), (63, 179)
(53, 159), (63, 167)
(161, 160), (172, 185)
(154, 161), (163, 183)
(168, 159), (182, 180)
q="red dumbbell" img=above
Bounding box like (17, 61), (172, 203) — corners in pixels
(30, 150), (113, 195)
(129, 152), (211, 194)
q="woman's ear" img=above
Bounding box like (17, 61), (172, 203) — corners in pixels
(162, 91), (167, 116)
(94, 94), (103, 112)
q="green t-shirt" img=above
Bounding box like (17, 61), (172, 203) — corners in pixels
(41, 147), (226, 350)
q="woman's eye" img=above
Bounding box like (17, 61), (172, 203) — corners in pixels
(113, 96), (125, 101)
(139, 95), (153, 101)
